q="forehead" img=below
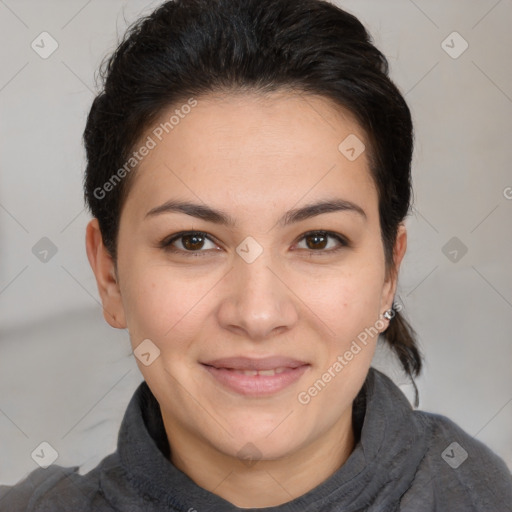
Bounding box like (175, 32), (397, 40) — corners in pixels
(122, 90), (378, 221)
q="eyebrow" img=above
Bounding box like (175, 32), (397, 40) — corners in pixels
(144, 198), (367, 226)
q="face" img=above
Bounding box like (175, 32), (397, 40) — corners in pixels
(87, 90), (406, 463)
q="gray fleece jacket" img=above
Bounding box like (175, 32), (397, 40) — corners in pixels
(1, 367), (511, 511)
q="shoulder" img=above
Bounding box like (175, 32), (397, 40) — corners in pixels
(0, 455), (117, 512)
(0, 465), (82, 511)
(411, 409), (512, 510)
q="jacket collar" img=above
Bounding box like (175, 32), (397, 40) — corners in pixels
(116, 367), (428, 511)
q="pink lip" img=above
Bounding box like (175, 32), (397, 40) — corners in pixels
(202, 356), (307, 371)
(200, 356), (310, 396)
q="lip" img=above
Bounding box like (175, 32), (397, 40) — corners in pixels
(202, 356), (308, 371)
(200, 356), (310, 397)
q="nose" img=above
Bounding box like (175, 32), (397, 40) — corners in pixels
(216, 247), (299, 341)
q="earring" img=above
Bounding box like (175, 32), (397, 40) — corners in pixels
(383, 308), (394, 320)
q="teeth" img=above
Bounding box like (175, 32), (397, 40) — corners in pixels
(231, 367), (289, 376)
(258, 369), (277, 376)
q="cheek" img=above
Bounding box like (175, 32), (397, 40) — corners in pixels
(119, 243), (386, 350)
(305, 264), (385, 334)
(120, 262), (212, 345)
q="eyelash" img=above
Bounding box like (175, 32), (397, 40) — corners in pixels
(159, 230), (349, 258)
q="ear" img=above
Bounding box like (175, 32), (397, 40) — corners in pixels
(85, 218), (127, 329)
(380, 222), (407, 315)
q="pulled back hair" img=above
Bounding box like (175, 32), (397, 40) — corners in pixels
(83, 0), (423, 394)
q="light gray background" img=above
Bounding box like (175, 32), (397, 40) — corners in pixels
(0, 0), (511, 485)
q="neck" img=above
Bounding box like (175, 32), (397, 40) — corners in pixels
(162, 406), (355, 508)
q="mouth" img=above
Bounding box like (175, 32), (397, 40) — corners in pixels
(219, 367), (292, 376)
(200, 356), (310, 396)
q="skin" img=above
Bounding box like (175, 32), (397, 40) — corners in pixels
(86, 90), (407, 508)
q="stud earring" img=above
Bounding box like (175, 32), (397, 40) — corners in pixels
(383, 308), (395, 320)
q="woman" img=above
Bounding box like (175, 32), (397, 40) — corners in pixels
(1, 0), (510, 510)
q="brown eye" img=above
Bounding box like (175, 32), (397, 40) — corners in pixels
(295, 231), (348, 254)
(160, 231), (219, 256)
(305, 232), (329, 250)
(181, 233), (207, 250)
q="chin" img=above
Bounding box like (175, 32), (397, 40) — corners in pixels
(214, 421), (308, 461)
